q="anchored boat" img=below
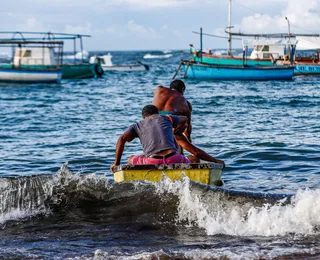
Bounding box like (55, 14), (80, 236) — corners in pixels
(173, 29), (296, 81)
(0, 39), (63, 83)
(113, 162), (224, 186)
(180, 60), (294, 81)
(90, 53), (149, 72)
(0, 32), (103, 80)
(190, 29), (320, 77)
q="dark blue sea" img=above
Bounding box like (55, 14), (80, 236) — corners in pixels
(0, 50), (319, 259)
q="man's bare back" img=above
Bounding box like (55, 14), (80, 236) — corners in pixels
(152, 80), (192, 140)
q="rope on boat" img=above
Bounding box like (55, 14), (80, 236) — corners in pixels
(172, 60), (183, 79)
(183, 61), (191, 79)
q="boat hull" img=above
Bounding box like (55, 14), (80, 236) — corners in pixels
(192, 53), (320, 76)
(0, 68), (62, 83)
(61, 63), (101, 79)
(102, 63), (149, 72)
(192, 53), (273, 66)
(113, 163), (224, 186)
(294, 64), (320, 75)
(182, 62), (294, 80)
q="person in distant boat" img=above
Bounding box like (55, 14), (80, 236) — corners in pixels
(152, 79), (192, 141)
(175, 133), (225, 167)
(110, 105), (190, 173)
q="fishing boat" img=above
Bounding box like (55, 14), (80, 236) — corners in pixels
(189, 0), (320, 77)
(174, 34), (295, 81)
(0, 32), (103, 80)
(288, 36), (320, 76)
(180, 60), (294, 80)
(189, 40), (285, 66)
(55, 33), (103, 79)
(0, 39), (62, 83)
(190, 45), (271, 66)
(191, 34), (320, 77)
(90, 53), (149, 72)
(113, 162), (224, 186)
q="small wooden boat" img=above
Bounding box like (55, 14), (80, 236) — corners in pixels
(113, 162), (224, 186)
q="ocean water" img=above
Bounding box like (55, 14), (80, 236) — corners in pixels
(0, 50), (319, 259)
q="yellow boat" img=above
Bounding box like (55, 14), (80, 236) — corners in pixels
(113, 163), (224, 186)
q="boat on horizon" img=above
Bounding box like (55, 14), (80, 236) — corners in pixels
(143, 53), (172, 59)
(90, 53), (149, 72)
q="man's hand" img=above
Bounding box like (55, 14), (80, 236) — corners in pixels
(216, 160), (225, 169)
(110, 163), (118, 173)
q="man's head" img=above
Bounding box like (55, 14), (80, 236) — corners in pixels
(170, 79), (186, 94)
(142, 105), (159, 118)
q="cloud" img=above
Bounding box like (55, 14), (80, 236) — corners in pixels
(109, 0), (195, 9)
(233, 0), (320, 34)
(64, 23), (93, 35)
(17, 17), (47, 31)
(127, 20), (152, 35)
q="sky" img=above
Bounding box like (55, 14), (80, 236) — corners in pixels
(1, 0), (320, 51)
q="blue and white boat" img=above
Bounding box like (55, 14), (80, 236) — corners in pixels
(181, 61), (295, 80)
(177, 37), (295, 81)
(0, 39), (63, 83)
(292, 36), (320, 76)
(0, 68), (62, 83)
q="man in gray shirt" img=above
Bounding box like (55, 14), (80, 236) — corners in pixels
(110, 105), (190, 173)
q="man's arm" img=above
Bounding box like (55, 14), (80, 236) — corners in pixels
(173, 115), (188, 135)
(175, 134), (225, 166)
(153, 85), (165, 96)
(110, 129), (136, 173)
(184, 101), (192, 141)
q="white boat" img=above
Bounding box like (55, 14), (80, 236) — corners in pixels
(0, 39), (62, 83)
(90, 53), (149, 72)
(143, 53), (172, 59)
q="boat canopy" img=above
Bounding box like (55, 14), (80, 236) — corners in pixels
(296, 37), (320, 50)
(242, 39), (298, 47)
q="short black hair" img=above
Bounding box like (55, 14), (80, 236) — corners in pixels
(170, 79), (186, 93)
(142, 105), (159, 118)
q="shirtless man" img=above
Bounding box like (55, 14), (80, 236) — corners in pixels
(152, 79), (192, 141)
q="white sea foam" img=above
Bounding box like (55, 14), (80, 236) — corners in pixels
(154, 177), (320, 237)
(143, 53), (172, 59)
(66, 246), (315, 260)
(0, 162), (107, 224)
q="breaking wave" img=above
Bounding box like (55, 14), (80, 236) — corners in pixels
(143, 53), (173, 59)
(0, 163), (319, 238)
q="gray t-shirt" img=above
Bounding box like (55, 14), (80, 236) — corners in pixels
(128, 114), (180, 157)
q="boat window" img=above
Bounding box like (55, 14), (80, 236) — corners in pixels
(23, 50), (32, 57)
(262, 46), (269, 52)
(254, 45), (263, 51)
(263, 53), (270, 59)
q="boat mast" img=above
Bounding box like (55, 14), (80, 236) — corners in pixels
(228, 0), (232, 56)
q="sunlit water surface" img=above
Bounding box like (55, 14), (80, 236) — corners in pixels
(0, 50), (319, 259)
